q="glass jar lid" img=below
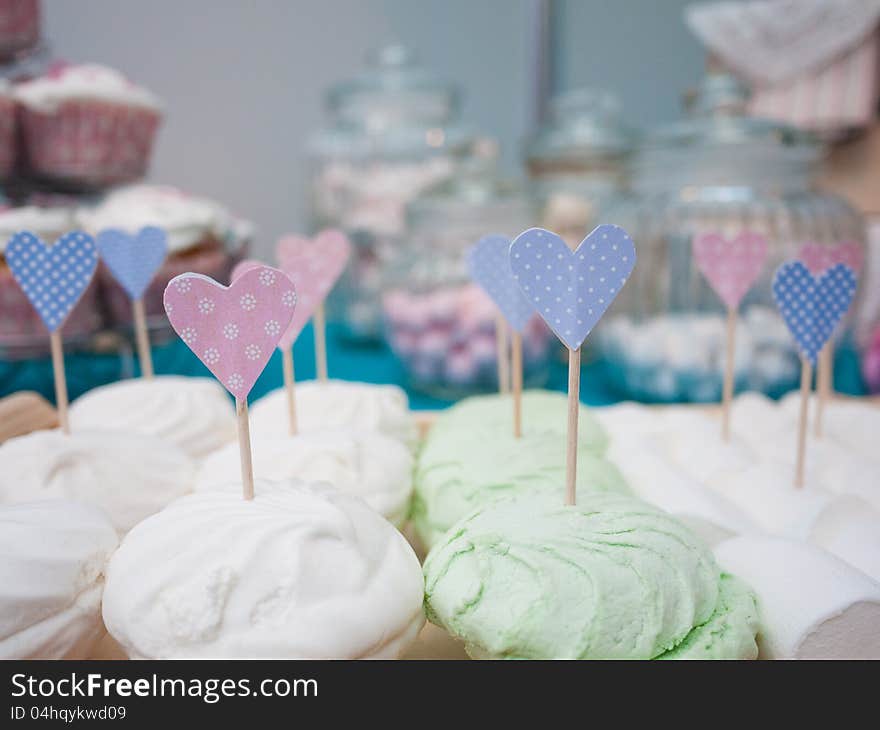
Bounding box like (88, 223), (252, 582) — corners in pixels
(635, 73), (822, 195)
(526, 88), (636, 165)
(327, 44), (458, 131)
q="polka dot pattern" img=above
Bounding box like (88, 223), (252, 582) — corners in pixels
(5, 230), (99, 333)
(693, 231), (768, 310)
(509, 225), (636, 350)
(96, 226), (168, 300)
(466, 234), (534, 332)
(163, 266), (297, 399)
(772, 261), (857, 365)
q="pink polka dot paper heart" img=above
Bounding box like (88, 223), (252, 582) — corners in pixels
(276, 230), (351, 348)
(693, 231), (768, 310)
(798, 241), (864, 276)
(163, 267), (297, 399)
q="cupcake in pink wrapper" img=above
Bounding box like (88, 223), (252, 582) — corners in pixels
(14, 63), (162, 187)
(0, 0), (39, 60)
(0, 204), (104, 348)
(77, 184), (253, 326)
(0, 81), (16, 178)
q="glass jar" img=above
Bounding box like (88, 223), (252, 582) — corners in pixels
(600, 74), (868, 402)
(382, 140), (551, 398)
(525, 89), (635, 249)
(308, 45), (470, 342)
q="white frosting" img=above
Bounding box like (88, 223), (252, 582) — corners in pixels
(102, 482), (425, 658)
(70, 376), (236, 461)
(196, 430), (413, 526)
(13, 64), (161, 113)
(0, 206), (76, 252)
(0, 500), (118, 659)
(76, 185), (235, 253)
(0, 429), (196, 534)
(250, 380), (417, 450)
(715, 536), (880, 659)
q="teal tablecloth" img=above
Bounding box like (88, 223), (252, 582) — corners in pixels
(0, 323), (865, 409)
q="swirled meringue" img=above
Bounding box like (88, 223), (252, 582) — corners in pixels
(70, 376), (236, 460)
(249, 380), (416, 450)
(0, 500), (118, 659)
(0, 429), (196, 533)
(102, 482), (425, 658)
(196, 430), (413, 526)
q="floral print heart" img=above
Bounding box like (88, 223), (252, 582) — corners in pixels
(96, 226), (168, 300)
(692, 231), (768, 310)
(466, 234), (535, 332)
(798, 241), (864, 276)
(5, 230), (98, 333)
(509, 225), (636, 350)
(772, 261), (857, 365)
(163, 266), (296, 399)
(276, 230), (351, 348)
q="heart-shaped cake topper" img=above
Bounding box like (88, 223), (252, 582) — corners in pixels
(5, 230), (98, 333)
(96, 226), (168, 300)
(466, 234), (535, 332)
(772, 261), (857, 365)
(163, 266), (297, 399)
(509, 225), (636, 350)
(798, 241), (864, 276)
(275, 229), (351, 347)
(693, 231), (768, 310)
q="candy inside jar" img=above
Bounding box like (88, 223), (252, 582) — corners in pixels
(307, 45), (470, 342)
(598, 74), (869, 402)
(383, 283), (552, 397)
(384, 139), (552, 398)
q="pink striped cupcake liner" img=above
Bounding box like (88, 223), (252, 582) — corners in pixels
(19, 99), (160, 187)
(0, 0), (39, 59)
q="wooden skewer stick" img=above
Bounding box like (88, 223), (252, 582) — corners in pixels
(721, 307), (736, 441)
(236, 397), (255, 501)
(564, 346), (581, 506)
(814, 344), (832, 438)
(496, 314), (510, 394)
(282, 347), (298, 435)
(511, 331), (523, 438)
(794, 356), (812, 489)
(132, 298), (154, 379)
(49, 331), (69, 434)
(313, 302), (328, 382)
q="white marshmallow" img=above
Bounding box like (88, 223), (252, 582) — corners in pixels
(714, 535), (880, 659)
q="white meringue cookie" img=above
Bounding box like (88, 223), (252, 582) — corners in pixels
(102, 482), (425, 658)
(196, 430), (413, 526)
(0, 429), (196, 533)
(0, 500), (118, 659)
(250, 380), (417, 449)
(70, 376), (236, 461)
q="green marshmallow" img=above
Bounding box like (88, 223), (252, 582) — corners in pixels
(413, 429), (629, 550)
(426, 390), (608, 453)
(657, 574), (759, 660)
(424, 493), (758, 660)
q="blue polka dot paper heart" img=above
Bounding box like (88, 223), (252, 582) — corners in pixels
(466, 234), (535, 332)
(509, 225), (636, 350)
(772, 261), (857, 365)
(97, 226), (168, 300)
(5, 230), (98, 333)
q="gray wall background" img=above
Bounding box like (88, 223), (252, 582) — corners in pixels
(44, 0), (704, 256)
